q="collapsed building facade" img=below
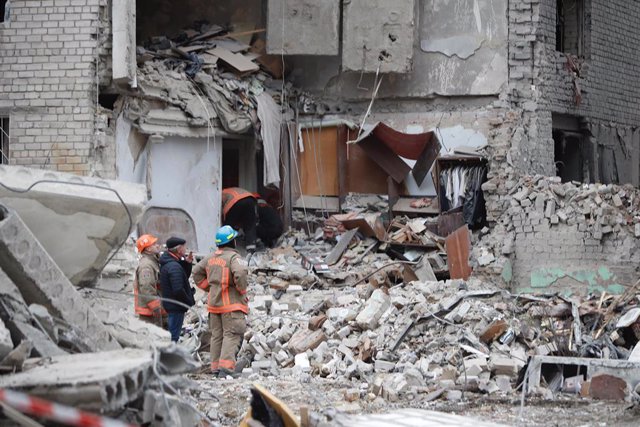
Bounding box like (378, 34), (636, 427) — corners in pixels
(1, 0), (639, 290)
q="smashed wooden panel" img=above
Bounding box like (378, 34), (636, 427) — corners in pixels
(445, 225), (472, 280)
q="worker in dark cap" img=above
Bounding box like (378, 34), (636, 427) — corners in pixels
(159, 236), (195, 342)
(221, 187), (258, 252)
(254, 193), (284, 248)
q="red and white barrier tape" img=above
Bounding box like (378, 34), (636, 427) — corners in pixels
(0, 389), (137, 427)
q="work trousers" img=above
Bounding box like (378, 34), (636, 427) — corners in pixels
(167, 312), (185, 342)
(209, 311), (246, 372)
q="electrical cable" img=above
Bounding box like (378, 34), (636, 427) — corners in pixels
(0, 179), (133, 280)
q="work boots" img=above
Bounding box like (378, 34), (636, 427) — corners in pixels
(217, 368), (240, 379)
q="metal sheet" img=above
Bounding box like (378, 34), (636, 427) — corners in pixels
(445, 225), (472, 280)
(357, 134), (411, 184)
(412, 134), (441, 185)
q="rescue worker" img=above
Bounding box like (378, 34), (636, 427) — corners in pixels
(254, 193), (284, 248)
(133, 234), (164, 326)
(192, 225), (248, 378)
(221, 187), (258, 252)
(159, 236), (196, 342)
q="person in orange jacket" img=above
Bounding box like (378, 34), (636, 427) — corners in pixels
(134, 234), (165, 327)
(221, 187), (258, 252)
(192, 225), (248, 378)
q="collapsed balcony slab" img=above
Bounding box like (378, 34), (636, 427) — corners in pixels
(0, 165), (147, 286)
(0, 349), (155, 411)
(0, 204), (120, 352)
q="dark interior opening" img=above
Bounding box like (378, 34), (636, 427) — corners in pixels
(98, 94), (119, 110)
(556, 0), (583, 55)
(541, 362), (588, 392)
(0, 0), (6, 23)
(554, 129), (584, 183)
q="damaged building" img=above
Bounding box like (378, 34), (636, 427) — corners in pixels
(0, 0), (639, 425)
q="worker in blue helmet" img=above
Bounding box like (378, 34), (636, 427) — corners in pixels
(192, 225), (249, 378)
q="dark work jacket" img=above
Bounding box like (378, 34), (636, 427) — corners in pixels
(159, 251), (195, 313)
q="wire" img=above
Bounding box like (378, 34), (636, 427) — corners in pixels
(0, 179), (133, 279)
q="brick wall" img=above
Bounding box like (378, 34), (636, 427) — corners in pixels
(0, 0), (108, 175)
(541, 0), (640, 127)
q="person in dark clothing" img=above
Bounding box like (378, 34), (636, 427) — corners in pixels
(255, 195), (284, 248)
(159, 236), (195, 342)
(222, 187), (258, 252)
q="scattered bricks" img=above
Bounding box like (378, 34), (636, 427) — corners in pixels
(355, 289), (390, 330)
(308, 314), (327, 331)
(477, 253), (496, 267)
(271, 302), (289, 315)
(327, 307), (357, 324)
(269, 277), (288, 291)
(446, 390), (463, 401)
(0, 207), (118, 353)
(287, 284), (304, 294)
(550, 215), (559, 225)
(557, 211), (568, 222)
(590, 374), (628, 401)
(288, 329), (327, 354)
(551, 184), (566, 197)
(374, 360), (396, 372)
(251, 295), (273, 311)
(612, 195), (623, 208)
(635, 223), (640, 238)
(513, 189), (529, 201)
(479, 319), (508, 344)
(545, 200), (556, 218)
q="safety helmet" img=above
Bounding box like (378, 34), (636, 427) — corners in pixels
(136, 234), (158, 253)
(215, 225), (238, 246)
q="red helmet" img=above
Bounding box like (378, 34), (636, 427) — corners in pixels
(136, 234), (158, 253)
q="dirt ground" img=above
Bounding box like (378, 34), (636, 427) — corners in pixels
(190, 375), (639, 426)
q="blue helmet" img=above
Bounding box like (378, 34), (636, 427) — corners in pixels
(215, 225), (238, 246)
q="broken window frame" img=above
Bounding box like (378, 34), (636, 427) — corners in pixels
(556, 0), (586, 56)
(0, 117), (9, 165)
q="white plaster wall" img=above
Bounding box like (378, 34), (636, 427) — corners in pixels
(148, 136), (222, 254)
(115, 115), (147, 185)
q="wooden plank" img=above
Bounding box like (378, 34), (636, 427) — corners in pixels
(214, 38), (251, 53)
(345, 137), (389, 194)
(337, 125), (348, 210)
(207, 47), (259, 73)
(325, 228), (358, 265)
(438, 209), (465, 237)
(412, 134), (441, 186)
(298, 126), (339, 196)
(445, 225), (472, 280)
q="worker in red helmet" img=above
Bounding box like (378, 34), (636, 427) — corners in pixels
(134, 234), (165, 327)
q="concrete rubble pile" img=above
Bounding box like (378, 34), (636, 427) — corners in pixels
(122, 22), (316, 139)
(0, 167), (205, 426)
(478, 175), (640, 276)
(186, 227), (640, 408)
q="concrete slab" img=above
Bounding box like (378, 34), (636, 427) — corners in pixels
(335, 408), (508, 426)
(267, 0), (340, 55)
(527, 355), (640, 393)
(0, 204), (121, 352)
(342, 0), (415, 73)
(0, 349), (154, 411)
(0, 267), (65, 357)
(0, 165), (147, 286)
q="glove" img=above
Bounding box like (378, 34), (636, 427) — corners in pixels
(191, 287), (196, 295)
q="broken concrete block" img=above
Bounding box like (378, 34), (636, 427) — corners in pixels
(495, 375), (512, 393)
(0, 317), (12, 361)
(612, 194), (623, 207)
(0, 340), (33, 372)
(327, 307), (357, 324)
(635, 223), (640, 238)
(444, 301), (471, 323)
(294, 353), (311, 372)
(337, 325), (351, 339)
(590, 374), (628, 401)
(142, 390), (202, 427)
(0, 267), (65, 357)
(356, 289), (390, 330)
(252, 360), (274, 370)
(0, 205), (120, 352)
(0, 165), (147, 286)
(374, 360), (396, 372)
(446, 390), (463, 401)
(0, 349), (155, 411)
(288, 329), (327, 354)
(477, 253), (495, 267)
(490, 357), (521, 377)
(463, 358), (488, 377)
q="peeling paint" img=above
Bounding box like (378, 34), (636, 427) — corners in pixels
(420, 36), (485, 59)
(517, 267), (625, 296)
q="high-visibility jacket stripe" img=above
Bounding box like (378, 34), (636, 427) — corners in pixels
(218, 359), (235, 369)
(222, 188), (255, 218)
(207, 303), (248, 314)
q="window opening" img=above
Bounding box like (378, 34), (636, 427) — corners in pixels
(0, 117), (9, 165)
